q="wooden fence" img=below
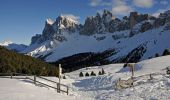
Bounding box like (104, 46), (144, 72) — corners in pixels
(0, 73), (69, 95)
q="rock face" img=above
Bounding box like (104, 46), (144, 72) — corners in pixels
(164, 10), (170, 30)
(24, 9), (170, 68)
(153, 10), (170, 28)
(140, 22), (153, 33)
(31, 34), (41, 44)
(80, 10), (132, 35)
(80, 10), (115, 35)
(129, 12), (151, 29)
(80, 13), (105, 35)
(31, 10), (170, 44)
(30, 10), (170, 45)
(41, 19), (55, 41)
(164, 22), (170, 30)
(31, 16), (80, 45)
(80, 10), (159, 37)
(54, 16), (79, 32)
(129, 12), (156, 37)
(159, 10), (170, 19)
(130, 12), (138, 30)
(153, 18), (166, 28)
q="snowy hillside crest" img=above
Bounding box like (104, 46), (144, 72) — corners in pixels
(0, 40), (28, 52)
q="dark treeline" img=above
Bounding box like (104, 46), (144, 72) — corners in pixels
(52, 47), (170, 73)
(0, 46), (59, 76)
(51, 49), (116, 73)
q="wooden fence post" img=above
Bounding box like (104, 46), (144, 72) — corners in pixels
(149, 74), (153, 80)
(34, 75), (36, 85)
(131, 76), (134, 86)
(58, 64), (61, 93)
(67, 86), (69, 95)
(10, 73), (12, 79)
(57, 83), (60, 93)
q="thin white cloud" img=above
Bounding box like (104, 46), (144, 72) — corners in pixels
(89, 0), (111, 7)
(89, 0), (133, 16)
(133, 0), (154, 8)
(152, 9), (166, 17)
(112, 0), (133, 16)
(89, 0), (168, 17)
(160, 0), (168, 5)
(89, 0), (100, 7)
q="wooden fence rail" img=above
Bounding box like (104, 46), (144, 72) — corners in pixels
(37, 76), (57, 84)
(36, 76), (69, 95)
(0, 73), (69, 95)
(26, 77), (58, 90)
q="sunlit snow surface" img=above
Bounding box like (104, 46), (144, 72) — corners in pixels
(1, 55), (170, 100)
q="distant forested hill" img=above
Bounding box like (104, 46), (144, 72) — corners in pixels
(0, 46), (58, 76)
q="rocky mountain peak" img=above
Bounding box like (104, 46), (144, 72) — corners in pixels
(159, 10), (170, 18)
(129, 12), (151, 29)
(55, 15), (78, 29)
(31, 15), (81, 45)
(26, 9), (170, 66)
(102, 9), (113, 23)
(80, 10), (115, 35)
(30, 10), (170, 46)
(129, 12), (138, 29)
(53, 15), (80, 32)
(159, 10), (170, 30)
(129, 10), (170, 37)
(31, 34), (42, 44)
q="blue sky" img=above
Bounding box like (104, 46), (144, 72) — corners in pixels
(0, 0), (169, 45)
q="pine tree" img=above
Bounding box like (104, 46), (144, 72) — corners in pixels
(162, 49), (170, 56)
(91, 71), (96, 76)
(85, 72), (89, 77)
(155, 53), (159, 57)
(98, 71), (102, 75)
(79, 72), (84, 77)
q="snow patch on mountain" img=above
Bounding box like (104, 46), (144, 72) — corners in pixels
(0, 40), (28, 52)
(46, 18), (54, 25)
(0, 40), (13, 46)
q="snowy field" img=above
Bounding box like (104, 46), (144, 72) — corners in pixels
(0, 78), (77, 100)
(1, 55), (170, 100)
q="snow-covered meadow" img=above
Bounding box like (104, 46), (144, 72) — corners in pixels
(1, 55), (170, 100)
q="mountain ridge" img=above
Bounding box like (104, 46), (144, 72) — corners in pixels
(21, 9), (170, 71)
(0, 40), (28, 52)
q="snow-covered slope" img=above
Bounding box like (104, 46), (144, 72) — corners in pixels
(0, 40), (28, 52)
(23, 10), (170, 64)
(0, 78), (75, 100)
(63, 55), (170, 99)
(1, 55), (170, 100)
(67, 55), (170, 80)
